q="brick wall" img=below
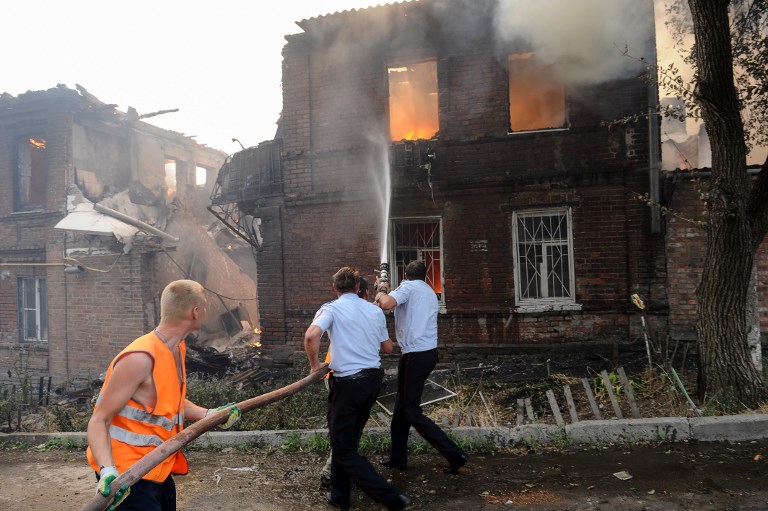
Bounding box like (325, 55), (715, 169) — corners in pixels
(248, 0), (662, 356)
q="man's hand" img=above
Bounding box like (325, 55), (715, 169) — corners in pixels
(206, 403), (241, 429)
(375, 279), (390, 294)
(96, 466), (130, 510)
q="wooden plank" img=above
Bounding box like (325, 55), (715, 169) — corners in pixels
(466, 405), (474, 427)
(563, 385), (579, 423)
(441, 415), (449, 427)
(546, 389), (565, 427)
(376, 412), (390, 424)
(452, 410), (461, 427)
(617, 367), (641, 418)
(524, 397), (536, 422)
(516, 399), (525, 427)
(479, 391), (497, 427)
(600, 370), (623, 419)
(581, 378), (603, 420)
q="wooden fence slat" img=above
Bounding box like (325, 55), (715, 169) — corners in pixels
(600, 370), (623, 419)
(616, 367), (641, 418)
(545, 389), (565, 427)
(563, 385), (579, 423)
(581, 378), (603, 420)
(524, 398), (536, 422)
(516, 399), (525, 427)
(452, 410), (461, 427)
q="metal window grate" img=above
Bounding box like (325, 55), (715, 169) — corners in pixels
(516, 212), (572, 300)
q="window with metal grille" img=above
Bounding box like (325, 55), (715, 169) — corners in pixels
(512, 208), (575, 305)
(18, 277), (48, 342)
(391, 219), (443, 303)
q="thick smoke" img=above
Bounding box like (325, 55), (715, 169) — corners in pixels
(495, 0), (654, 85)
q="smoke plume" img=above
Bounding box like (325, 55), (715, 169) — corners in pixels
(494, 0), (654, 85)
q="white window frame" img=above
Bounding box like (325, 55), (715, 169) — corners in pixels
(389, 217), (446, 313)
(18, 276), (48, 342)
(512, 207), (580, 313)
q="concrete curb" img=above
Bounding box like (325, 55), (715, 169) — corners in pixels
(3, 414), (768, 450)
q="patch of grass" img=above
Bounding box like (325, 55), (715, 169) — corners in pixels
(281, 432), (303, 453)
(306, 434), (330, 452)
(358, 434), (390, 455)
(552, 429), (573, 449)
(40, 437), (80, 451)
(0, 441), (28, 450)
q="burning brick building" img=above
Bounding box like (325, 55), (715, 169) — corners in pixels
(211, 0), (667, 360)
(0, 85), (259, 389)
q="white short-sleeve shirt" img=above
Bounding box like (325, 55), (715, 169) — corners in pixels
(388, 279), (438, 354)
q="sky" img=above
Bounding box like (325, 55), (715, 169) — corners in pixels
(3, 1), (763, 164)
(2, 0), (386, 155)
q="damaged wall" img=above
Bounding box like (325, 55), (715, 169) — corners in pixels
(0, 85), (256, 390)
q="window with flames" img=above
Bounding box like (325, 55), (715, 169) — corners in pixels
(391, 219), (443, 301)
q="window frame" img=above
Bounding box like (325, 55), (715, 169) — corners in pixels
(17, 276), (48, 343)
(507, 52), (569, 135)
(14, 134), (48, 211)
(386, 58), (440, 142)
(388, 216), (446, 312)
(511, 207), (580, 312)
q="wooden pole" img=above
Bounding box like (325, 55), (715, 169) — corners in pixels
(80, 365), (328, 511)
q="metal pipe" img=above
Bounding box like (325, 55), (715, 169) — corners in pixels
(93, 203), (180, 243)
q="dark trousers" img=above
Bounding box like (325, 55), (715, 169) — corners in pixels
(94, 474), (175, 511)
(328, 368), (401, 509)
(390, 348), (464, 466)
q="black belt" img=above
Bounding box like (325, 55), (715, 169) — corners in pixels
(331, 368), (383, 380)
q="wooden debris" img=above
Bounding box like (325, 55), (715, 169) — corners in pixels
(563, 385), (579, 423)
(600, 370), (623, 419)
(617, 367), (641, 418)
(581, 378), (603, 420)
(545, 389), (565, 427)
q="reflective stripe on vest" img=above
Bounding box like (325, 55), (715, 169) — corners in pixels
(96, 394), (184, 431)
(109, 424), (164, 447)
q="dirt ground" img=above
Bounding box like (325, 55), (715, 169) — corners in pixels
(3, 439), (768, 511)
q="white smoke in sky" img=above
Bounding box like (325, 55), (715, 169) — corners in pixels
(495, 0), (654, 85)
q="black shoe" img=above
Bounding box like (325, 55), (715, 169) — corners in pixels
(380, 459), (408, 471)
(325, 492), (350, 511)
(443, 453), (468, 474)
(388, 493), (411, 511)
(319, 474), (331, 490)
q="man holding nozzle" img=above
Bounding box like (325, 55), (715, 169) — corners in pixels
(305, 267), (410, 511)
(375, 260), (468, 475)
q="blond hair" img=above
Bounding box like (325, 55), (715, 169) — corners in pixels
(160, 280), (206, 323)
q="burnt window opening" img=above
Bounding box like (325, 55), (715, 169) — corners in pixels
(15, 135), (47, 210)
(388, 59), (439, 142)
(508, 53), (566, 132)
(512, 208), (575, 307)
(196, 165), (209, 187)
(391, 219), (443, 305)
(164, 159), (177, 201)
(18, 276), (48, 342)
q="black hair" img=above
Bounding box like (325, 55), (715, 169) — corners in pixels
(404, 260), (427, 281)
(357, 277), (369, 298)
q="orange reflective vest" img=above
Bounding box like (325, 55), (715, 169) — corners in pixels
(87, 332), (189, 482)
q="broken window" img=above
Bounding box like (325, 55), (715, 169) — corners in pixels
(164, 159), (177, 200)
(388, 59), (439, 141)
(391, 219), (443, 302)
(18, 276), (48, 342)
(512, 208), (575, 305)
(15, 135), (47, 210)
(508, 53), (566, 132)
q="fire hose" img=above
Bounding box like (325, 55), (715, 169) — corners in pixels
(80, 364), (329, 511)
